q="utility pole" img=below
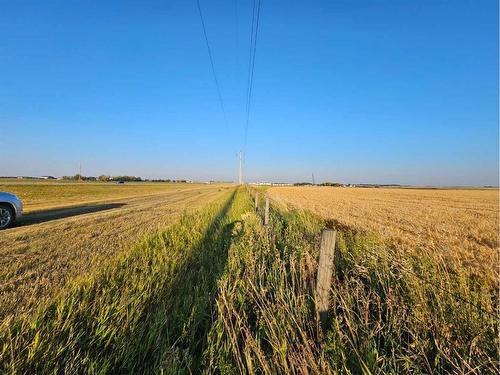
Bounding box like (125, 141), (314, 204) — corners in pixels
(238, 151), (244, 185)
(79, 164), (82, 182)
(312, 173), (315, 185)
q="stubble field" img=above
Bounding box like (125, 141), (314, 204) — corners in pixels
(0, 183), (498, 373)
(0, 181), (228, 322)
(268, 186), (499, 285)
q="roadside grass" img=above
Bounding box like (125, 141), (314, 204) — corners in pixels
(1, 188), (497, 373)
(205, 196), (498, 373)
(0, 186), (225, 323)
(1, 188), (250, 373)
(268, 186), (499, 289)
(328, 229), (498, 373)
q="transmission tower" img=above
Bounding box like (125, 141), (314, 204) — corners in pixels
(238, 151), (244, 184)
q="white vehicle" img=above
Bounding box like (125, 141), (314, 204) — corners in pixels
(0, 192), (23, 229)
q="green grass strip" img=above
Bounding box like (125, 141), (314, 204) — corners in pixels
(1, 188), (498, 374)
(204, 196), (499, 374)
(1, 188), (252, 374)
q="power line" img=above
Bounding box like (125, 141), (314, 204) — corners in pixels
(244, 0), (257, 117)
(195, 0), (261, 182)
(238, 151), (243, 184)
(246, 0), (261, 116)
(243, 0), (262, 149)
(235, 0), (239, 70)
(196, 0), (228, 126)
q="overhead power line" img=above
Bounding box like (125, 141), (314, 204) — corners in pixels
(243, 0), (262, 149)
(196, 0), (228, 126)
(244, 0), (257, 118)
(235, 0), (239, 70)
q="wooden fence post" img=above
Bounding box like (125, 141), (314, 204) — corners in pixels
(255, 192), (259, 212)
(316, 229), (337, 332)
(264, 196), (270, 226)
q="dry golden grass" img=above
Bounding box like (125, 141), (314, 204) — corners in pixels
(268, 186), (499, 283)
(1, 188), (497, 372)
(0, 180), (214, 213)
(0, 183), (228, 322)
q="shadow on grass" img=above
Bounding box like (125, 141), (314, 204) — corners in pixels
(117, 190), (239, 373)
(4, 191), (240, 374)
(16, 203), (126, 226)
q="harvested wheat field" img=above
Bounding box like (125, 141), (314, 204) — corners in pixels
(0, 182), (228, 323)
(268, 187), (499, 284)
(0, 180), (208, 213)
(1, 187), (498, 373)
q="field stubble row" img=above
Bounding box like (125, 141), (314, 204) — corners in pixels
(268, 186), (499, 286)
(0, 181), (216, 213)
(0, 186), (497, 373)
(0, 184), (228, 322)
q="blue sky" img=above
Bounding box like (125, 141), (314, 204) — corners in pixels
(0, 0), (498, 185)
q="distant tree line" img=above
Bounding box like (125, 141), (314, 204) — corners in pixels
(60, 175), (191, 183)
(62, 174), (98, 181)
(148, 179), (188, 183)
(62, 175), (142, 182)
(319, 182), (343, 187)
(293, 182), (343, 186)
(110, 176), (142, 182)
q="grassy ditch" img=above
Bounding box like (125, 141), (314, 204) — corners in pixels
(1, 188), (250, 373)
(1, 188), (498, 373)
(205, 195), (499, 374)
(0, 186), (225, 323)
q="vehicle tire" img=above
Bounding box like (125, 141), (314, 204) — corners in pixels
(0, 204), (14, 229)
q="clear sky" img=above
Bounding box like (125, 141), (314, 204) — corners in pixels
(1, 0), (498, 185)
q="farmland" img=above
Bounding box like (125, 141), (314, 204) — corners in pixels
(2, 0), (497, 372)
(0, 179), (212, 213)
(0, 184), (498, 373)
(268, 186), (499, 286)
(0, 181), (228, 322)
